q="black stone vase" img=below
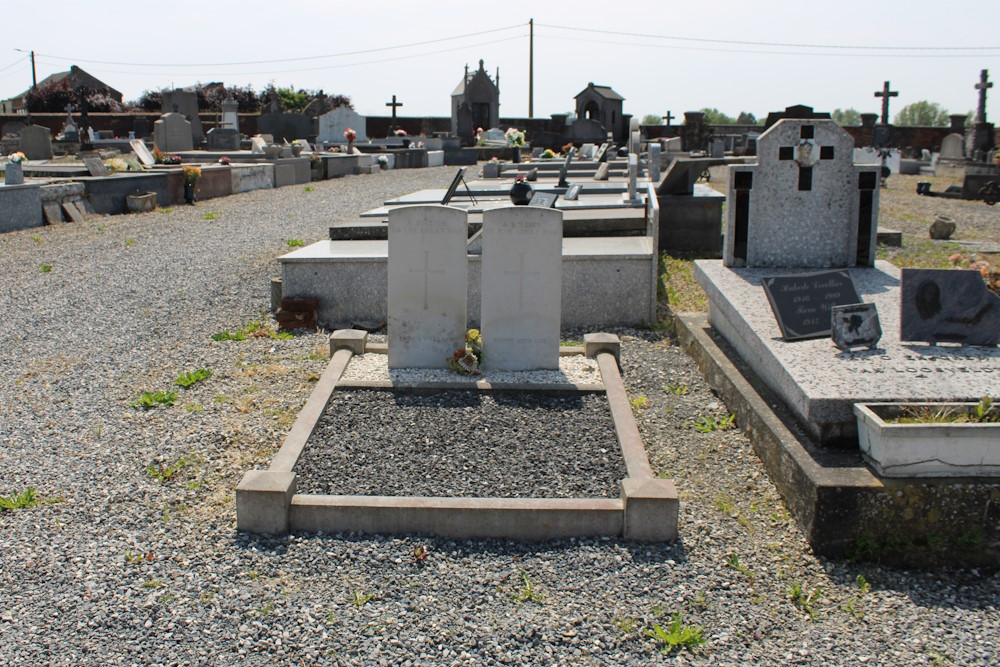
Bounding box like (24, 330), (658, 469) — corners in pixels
(509, 180), (533, 205)
(184, 182), (197, 204)
(511, 147), (522, 164)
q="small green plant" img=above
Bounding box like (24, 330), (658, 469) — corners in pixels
(256, 601), (275, 616)
(855, 574), (870, 596)
(645, 612), (706, 654)
(689, 413), (736, 432)
(512, 573), (544, 604)
(143, 578), (162, 589)
(185, 403), (202, 413)
(269, 330), (294, 340)
(890, 397), (998, 424)
(664, 383), (690, 395)
(688, 591), (710, 610)
(131, 390), (178, 410)
(955, 530), (983, 549)
(97, 224), (106, 231)
(412, 545), (429, 564)
(351, 590), (374, 607)
(787, 582), (821, 619)
(201, 211), (221, 220)
(286, 239), (305, 248)
(126, 237), (136, 248)
(0, 487), (45, 511)
(715, 495), (734, 513)
(31, 234), (42, 243)
(211, 330), (247, 342)
(125, 551), (143, 565)
(145, 457), (192, 483)
(613, 616), (640, 637)
(303, 185), (315, 192)
(725, 554), (754, 579)
(39, 263), (52, 273)
(175, 368), (212, 388)
(158, 207), (174, 214)
(630, 395), (648, 410)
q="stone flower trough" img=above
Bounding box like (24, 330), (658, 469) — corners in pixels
(854, 402), (1000, 477)
(237, 331), (678, 542)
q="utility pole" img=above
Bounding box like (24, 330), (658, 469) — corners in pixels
(528, 18), (534, 118)
(30, 50), (36, 89)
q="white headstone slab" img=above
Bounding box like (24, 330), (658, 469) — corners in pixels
(317, 107), (368, 143)
(129, 139), (155, 166)
(629, 116), (640, 134)
(387, 205), (468, 369)
(579, 143), (596, 159)
(853, 147), (901, 175)
(624, 154), (639, 202)
(251, 135), (267, 153)
(664, 136), (682, 153)
(940, 133), (964, 160)
(152, 112), (193, 152)
(710, 138), (725, 158)
(649, 143), (662, 181)
(480, 207), (563, 371)
(630, 130), (641, 156)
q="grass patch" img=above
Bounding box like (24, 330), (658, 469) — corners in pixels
(158, 208), (174, 214)
(131, 390), (178, 410)
(0, 487), (60, 511)
(201, 211), (222, 220)
(877, 237), (959, 269)
(511, 573), (544, 604)
(126, 237), (136, 248)
(645, 612), (706, 654)
(303, 185), (315, 192)
(175, 368), (212, 388)
(660, 253), (708, 313)
(39, 263), (52, 273)
(286, 239), (305, 248)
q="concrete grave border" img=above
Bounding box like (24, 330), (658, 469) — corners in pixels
(237, 331), (678, 542)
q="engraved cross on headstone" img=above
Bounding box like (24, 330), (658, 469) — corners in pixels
(503, 252), (539, 310)
(874, 81), (898, 125)
(975, 69), (992, 123)
(664, 110), (675, 126)
(409, 250), (445, 310)
(777, 125), (836, 192)
(386, 94), (403, 132)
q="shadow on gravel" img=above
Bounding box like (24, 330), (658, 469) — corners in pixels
(823, 562), (1000, 613)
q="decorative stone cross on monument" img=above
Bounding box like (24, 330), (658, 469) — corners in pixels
(776, 124), (837, 192)
(386, 94), (403, 132)
(664, 110), (675, 126)
(975, 69), (992, 123)
(874, 81), (898, 125)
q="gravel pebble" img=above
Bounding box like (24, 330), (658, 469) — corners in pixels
(339, 352), (602, 387)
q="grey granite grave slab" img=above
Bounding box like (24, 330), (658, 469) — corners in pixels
(19, 125), (53, 160)
(83, 157), (109, 177)
(900, 268), (1000, 346)
(696, 259), (1000, 444)
(480, 206), (562, 370)
(594, 163), (610, 181)
(387, 205), (468, 368)
(153, 113), (194, 152)
(0, 183), (43, 232)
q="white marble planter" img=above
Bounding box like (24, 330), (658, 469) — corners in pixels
(854, 402), (1000, 477)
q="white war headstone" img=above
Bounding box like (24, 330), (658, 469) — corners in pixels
(649, 143), (662, 181)
(939, 133), (964, 160)
(623, 153), (639, 202)
(317, 107), (368, 143)
(480, 206), (563, 371)
(387, 205), (468, 369)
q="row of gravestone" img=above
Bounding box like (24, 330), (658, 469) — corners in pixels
(387, 205), (562, 372)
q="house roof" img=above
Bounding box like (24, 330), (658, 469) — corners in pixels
(452, 60), (497, 97)
(5, 65), (122, 104)
(576, 82), (624, 101)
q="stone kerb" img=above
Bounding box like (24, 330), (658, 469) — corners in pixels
(480, 206), (563, 371)
(387, 205), (468, 369)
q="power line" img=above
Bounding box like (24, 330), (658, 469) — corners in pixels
(536, 22), (1000, 52)
(33, 23), (526, 68)
(0, 54), (28, 75)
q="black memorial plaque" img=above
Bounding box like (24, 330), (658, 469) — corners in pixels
(761, 270), (862, 340)
(528, 191), (558, 208)
(440, 167), (467, 205)
(594, 143), (609, 163)
(900, 268), (1000, 346)
(558, 147), (576, 187)
(831, 303), (882, 351)
(563, 183), (581, 201)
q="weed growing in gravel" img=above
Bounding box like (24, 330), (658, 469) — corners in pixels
(715, 495), (734, 513)
(175, 368), (212, 388)
(213, 321), (291, 342)
(725, 554), (754, 579)
(255, 601), (275, 616)
(688, 591), (710, 610)
(126, 237), (136, 248)
(211, 330), (247, 342)
(412, 545), (429, 564)
(143, 578), (162, 589)
(613, 617), (640, 637)
(512, 573), (544, 604)
(31, 234), (41, 243)
(303, 185), (315, 192)
(689, 413), (736, 432)
(325, 609), (337, 624)
(39, 263), (52, 273)
(125, 551), (154, 565)
(351, 590), (375, 607)
(199, 591), (216, 604)
(645, 612), (706, 655)
(97, 224), (106, 231)
(787, 582), (821, 619)
(664, 383), (690, 395)
(185, 403), (202, 412)
(0, 487), (59, 511)
(158, 208), (173, 214)
(201, 212), (221, 220)
(630, 395), (648, 410)
(132, 390), (178, 410)
(286, 239), (305, 247)
(145, 456), (194, 483)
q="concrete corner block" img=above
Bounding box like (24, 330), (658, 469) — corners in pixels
(236, 470), (297, 534)
(584, 333), (621, 364)
(621, 477), (678, 542)
(329, 329), (368, 356)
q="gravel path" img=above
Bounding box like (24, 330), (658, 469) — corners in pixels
(1, 169), (998, 665)
(295, 389), (624, 498)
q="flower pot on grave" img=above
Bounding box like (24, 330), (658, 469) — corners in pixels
(4, 161), (23, 185)
(853, 402), (1000, 478)
(291, 144), (303, 157)
(511, 147), (522, 164)
(126, 192), (157, 213)
(263, 144), (281, 159)
(509, 180), (533, 205)
(184, 182), (197, 205)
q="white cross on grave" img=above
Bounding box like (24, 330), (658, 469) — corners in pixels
(410, 249), (446, 310)
(502, 252), (540, 310)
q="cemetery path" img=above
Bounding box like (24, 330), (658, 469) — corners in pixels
(0, 169), (997, 665)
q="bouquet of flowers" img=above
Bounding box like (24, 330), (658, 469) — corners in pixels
(344, 128), (357, 142)
(218, 156), (231, 165)
(541, 149), (556, 159)
(182, 165), (202, 186)
(448, 329), (485, 375)
(8, 151), (26, 164)
(162, 155), (182, 165)
(505, 127), (526, 148)
(394, 129), (407, 137)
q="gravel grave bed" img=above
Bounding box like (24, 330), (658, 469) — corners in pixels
(294, 389), (625, 498)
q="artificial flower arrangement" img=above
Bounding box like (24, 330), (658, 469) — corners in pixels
(162, 155), (182, 165)
(182, 165), (202, 186)
(8, 151), (27, 164)
(541, 149), (557, 159)
(394, 129), (407, 137)
(218, 156), (231, 165)
(417, 141), (425, 148)
(108, 157), (130, 173)
(344, 128), (357, 142)
(448, 329), (485, 375)
(561, 142), (575, 154)
(950, 253), (1000, 296)
(505, 127), (526, 148)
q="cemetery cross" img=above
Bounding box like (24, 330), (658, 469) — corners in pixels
(504, 252), (540, 310)
(874, 81), (898, 125)
(777, 124), (837, 192)
(386, 94), (403, 132)
(975, 69), (992, 123)
(410, 250), (445, 310)
(664, 110), (675, 126)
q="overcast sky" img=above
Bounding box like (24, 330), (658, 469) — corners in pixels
(2, 0), (997, 122)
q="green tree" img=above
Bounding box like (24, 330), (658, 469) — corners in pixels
(832, 108), (862, 126)
(700, 108), (735, 124)
(641, 114), (663, 125)
(894, 101), (949, 127)
(735, 111), (758, 125)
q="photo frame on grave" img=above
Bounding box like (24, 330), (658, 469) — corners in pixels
(439, 167), (476, 205)
(831, 303), (882, 351)
(761, 270), (862, 341)
(563, 184), (582, 201)
(558, 147), (576, 187)
(528, 191), (559, 208)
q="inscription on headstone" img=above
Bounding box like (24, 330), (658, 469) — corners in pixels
(761, 270), (862, 340)
(528, 191), (558, 208)
(831, 303), (882, 351)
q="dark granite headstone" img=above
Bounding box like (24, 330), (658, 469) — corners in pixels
(558, 148), (576, 187)
(19, 124), (53, 160)
(83, 157), (110, 177)
(528, 191), (558, 208)
(525, 167), (538, 182)
(761, 270), (862, 340)
(594, 143), (609, 163)
(900, 268), (1000, 346)
(593, 163), (610, 181)
(831, 303), (882, 351)
(563, 183), (581, 200)
(257, 112), (312, 143)
(133, 117), (152, 138)
(206, 128), (241, 151)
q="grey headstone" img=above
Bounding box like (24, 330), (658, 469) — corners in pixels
(221, 96), (239, 131)
(649, 144), (662, 181)
(480, 206), (563, 370)
(153, 113), (194, 152)
(624, 154), (638, 202)
(206, 128), (241, 151)
(130, 139), (155, 167)
(19, 125), (53, 160)
(710, 138), (725, 158)
(250, 136), (267, 154)
(593, 162), (610, 180)
(42, 202), (64, 224)
(83, 157), (109, 177)
(62, 201), (85, 222)
(387, 205), (468, 368)
(940, 133), (964, 160)
(525, 167), (538, 182)
(900, 268), (1000, 346)
(316, 107), (368, 143)
(161, 90), (204, 143)
(831, 303), (882, 351)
